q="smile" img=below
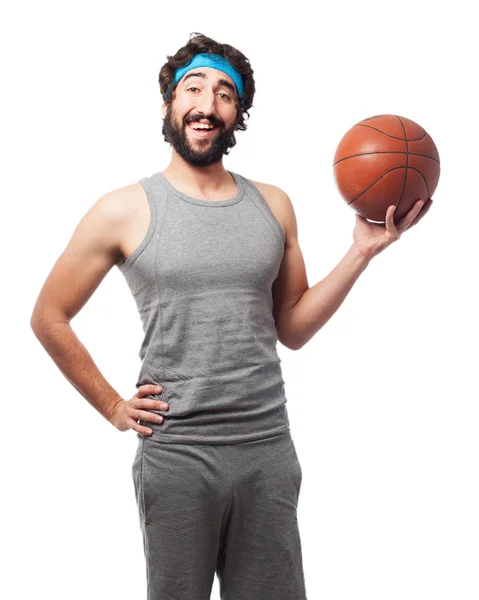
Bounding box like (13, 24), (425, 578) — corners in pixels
(187, 122), (218, 136)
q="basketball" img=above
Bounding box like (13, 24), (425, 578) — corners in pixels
(333, 114), (440, 223)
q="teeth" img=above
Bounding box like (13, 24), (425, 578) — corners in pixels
(191, 123), (214, 130)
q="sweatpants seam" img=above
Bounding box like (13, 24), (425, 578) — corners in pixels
(140, 436), (146, 521)
(140, 437), (152, 598)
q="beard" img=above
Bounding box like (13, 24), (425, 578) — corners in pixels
(162, 104), (237, 167)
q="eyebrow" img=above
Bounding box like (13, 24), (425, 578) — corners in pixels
(182, 71), (236, 95)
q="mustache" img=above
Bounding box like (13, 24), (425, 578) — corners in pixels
(185, 116), (222, 128)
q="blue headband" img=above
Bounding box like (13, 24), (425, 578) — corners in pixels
(165, 53), (245, 106)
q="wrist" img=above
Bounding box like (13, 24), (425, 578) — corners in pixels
(350, 243), (372, 269)
(105, 396), (124, 423)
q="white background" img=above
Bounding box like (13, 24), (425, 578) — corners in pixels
(2, 1), (478, 599)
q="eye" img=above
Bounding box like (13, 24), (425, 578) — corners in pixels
(186, 87), (231, 100)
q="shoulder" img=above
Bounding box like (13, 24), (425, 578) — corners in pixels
(248, 179), (297, 243)
(88, 182), (147, 246)
(90, 182), (146, 260)
(98, 182), (145, 218)
(247, 178), (294, 211)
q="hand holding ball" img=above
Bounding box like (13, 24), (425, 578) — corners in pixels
(333, 114), (440, 223)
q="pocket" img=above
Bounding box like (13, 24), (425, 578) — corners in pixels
(131, 436), (147, 521)
(138, 437), (167, 524)
(289, 440), (303, 489)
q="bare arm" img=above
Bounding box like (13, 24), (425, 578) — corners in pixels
(30, 187), (131, 422)
(272, 187), (370, 350)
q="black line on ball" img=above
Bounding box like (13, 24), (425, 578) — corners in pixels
(395, 116), (409, 215)
(333, 151), (439, 167)
(346, 165), (430, 205)
(354, 124), (428, 142)
(361, 115), (387, 121)
(346, 166), (405, 204)
(407, 166), (430, 198)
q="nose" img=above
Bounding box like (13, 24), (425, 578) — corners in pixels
(195, 90), (217, 120)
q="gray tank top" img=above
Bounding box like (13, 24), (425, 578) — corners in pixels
(118, 170), (290, 444)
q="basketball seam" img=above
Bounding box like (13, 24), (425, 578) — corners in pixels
(333, 151), (439, 167)
(361, 115), (386, 122)
(346, 166), (404, 204)
(395, 116), (409, 214)
(345, 165), (431, 205)
(354, 123), (428, 142)
(408, 166), (430, 198)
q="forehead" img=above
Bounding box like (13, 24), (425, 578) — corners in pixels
(179, 67), (236, 91)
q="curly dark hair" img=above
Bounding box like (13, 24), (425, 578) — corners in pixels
(159, 32), (255, 146)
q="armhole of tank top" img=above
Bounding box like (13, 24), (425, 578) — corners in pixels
(118, 177), (158, 273)
(241, 176), (286, 245)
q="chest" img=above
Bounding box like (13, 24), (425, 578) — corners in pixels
(120, 181), (285, 269)
(158, 202), (284, 292)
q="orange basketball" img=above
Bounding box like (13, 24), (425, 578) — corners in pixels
(333, 114), (440, 222)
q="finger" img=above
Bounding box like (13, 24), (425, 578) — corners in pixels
(129, 396), (168, 413)
(397, 200), (423, 235)
(139, 398), (169, 410)
(386, 205), (399, 237)
(137, 384), (163, 397)
(406, 198), (433, 230)
(411, 198), (433, 227)
(133, 409), (165, 423)
(129, 419), (153, 436)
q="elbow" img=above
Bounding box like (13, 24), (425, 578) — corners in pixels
(30, 306), (48, 333)
(30, 310), (66, 337)
(277, 331), (303, 351)
(30, 301), (47, 334)
(287, 340), (303, 351)
(30, 312), (41, 334)
(276, 321), (304, 351)
(30, 315), (47, 340)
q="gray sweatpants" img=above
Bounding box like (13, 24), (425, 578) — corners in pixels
(131, 430), (308, 599)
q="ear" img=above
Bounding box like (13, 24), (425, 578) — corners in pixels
(161, 102), (168, 118)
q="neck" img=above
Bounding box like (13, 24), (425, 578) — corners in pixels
(162, 153), (233, 197)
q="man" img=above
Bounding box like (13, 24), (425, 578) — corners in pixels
(30, 32), (431, 600)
